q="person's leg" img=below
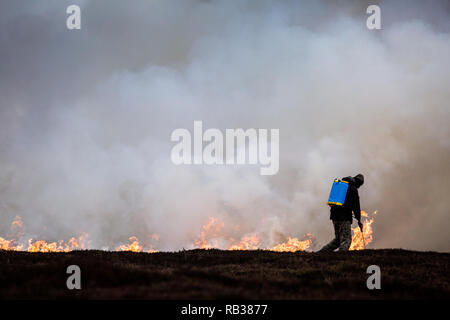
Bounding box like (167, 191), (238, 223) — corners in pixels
(319, 221), (340, 252)
(338, 221), (352, 251)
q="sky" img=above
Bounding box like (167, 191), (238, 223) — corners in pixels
(0, 0), (449, 251)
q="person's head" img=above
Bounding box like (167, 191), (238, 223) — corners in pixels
(353, 174), (364, 188)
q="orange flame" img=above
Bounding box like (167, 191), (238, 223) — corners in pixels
(115, 236), (158, 253)
(0, 216), (159, 253)
(11, 215), (24, 230)
(193, 218), (315, 252)
(194, 217), (225, 249)
(349, 210), (377, 250)
(0, 237), (24, 251)
(229, 234), (260, 250)
(270, 234), (313, 252)
(1, 210), (378, 253)
(27, 233), (88, 252)
(116, 236), (143, 252)
(0, 216), (25, 250)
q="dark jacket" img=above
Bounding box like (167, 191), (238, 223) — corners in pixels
(330, 176), (361, 222)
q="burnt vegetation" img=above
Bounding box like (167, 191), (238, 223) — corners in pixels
(0, 249), (448, 299)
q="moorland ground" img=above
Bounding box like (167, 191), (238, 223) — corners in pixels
(0, 249), (448, 299)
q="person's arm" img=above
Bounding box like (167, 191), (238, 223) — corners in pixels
(353, 189), (361, 222)
(353, 189), (363, 230)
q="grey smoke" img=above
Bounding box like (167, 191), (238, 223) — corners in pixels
(0, 0), (449, 251)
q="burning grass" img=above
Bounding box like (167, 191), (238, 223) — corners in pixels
(0, 211), (377, 253)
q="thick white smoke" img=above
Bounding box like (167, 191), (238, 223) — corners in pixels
(0, 0), (449, 251)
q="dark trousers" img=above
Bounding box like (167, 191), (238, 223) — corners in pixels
(319, 220), (352, 252)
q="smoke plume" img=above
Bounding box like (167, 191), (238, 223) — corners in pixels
(0, 0), (449, 251)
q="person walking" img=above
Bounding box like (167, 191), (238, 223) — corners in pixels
(319, 174), (364, 252)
